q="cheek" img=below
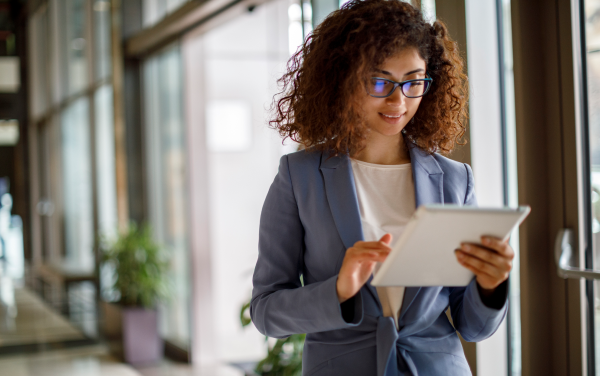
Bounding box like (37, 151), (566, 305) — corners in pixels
(408, 99), (423, 115)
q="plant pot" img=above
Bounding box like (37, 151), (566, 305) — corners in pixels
(122, 307), (163, 365)
(101, 302), (163, 365)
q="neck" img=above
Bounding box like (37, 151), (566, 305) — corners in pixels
(351, 132), (410, 165)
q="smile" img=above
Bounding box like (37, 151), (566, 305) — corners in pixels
(378, 112), (405, 124)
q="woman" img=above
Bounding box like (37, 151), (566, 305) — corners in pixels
(251, 1), (513, 375)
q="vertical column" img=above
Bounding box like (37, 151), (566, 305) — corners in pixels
(182, 34), (216, 365)
(110, 0), (129, 231)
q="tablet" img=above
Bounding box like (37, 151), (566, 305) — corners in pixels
(371, 205), (531, 287)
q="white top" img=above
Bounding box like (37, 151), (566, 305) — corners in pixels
(350, 159), (416, 330)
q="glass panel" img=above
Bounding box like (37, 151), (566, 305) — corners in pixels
(421, 0), (436, 24)
(185, 0), (297, 363)
(94, 85), (117, 237)
(142, 0), (189, 28)
(49, 0), (64, 105)
(143, 45), (190, 348)
(60, 98), (94, 269)
(64, 0), (89, 95)
(585, 0), (600, 373)
(28, 8), (49, 118)
(93, 0), (112, 80)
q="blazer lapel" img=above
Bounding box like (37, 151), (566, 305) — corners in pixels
(400, 145), (444, 320)
(320, 152), (381, 305)
(319, 152), (364, 250)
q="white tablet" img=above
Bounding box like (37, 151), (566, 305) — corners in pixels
(371, 205), (531, 287)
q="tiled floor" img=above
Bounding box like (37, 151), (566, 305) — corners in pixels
(0, 345), (139, 376)
(0, 345), (244, 376)
(136, 362), (244, 376)
(0, 286), (86, 347)
(0, 277), (245, 375)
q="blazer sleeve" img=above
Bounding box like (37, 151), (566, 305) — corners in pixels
(447, 163), (509, 342)
(250, 155), (363, 339)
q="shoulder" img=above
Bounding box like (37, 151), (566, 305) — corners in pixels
(430, 153), (472, 179)
(285, 147), (323, 166)
(426, 152), (475, 205)
(283, 147), (328, 177)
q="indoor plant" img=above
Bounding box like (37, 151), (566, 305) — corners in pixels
(99, 223), (170, 364)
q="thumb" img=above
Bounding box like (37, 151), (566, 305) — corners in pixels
(379, 233), (393, 245)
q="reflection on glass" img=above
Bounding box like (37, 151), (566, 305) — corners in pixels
(288, 0), (312, 55)
(496, 0), (522, 374)
(93, 0), (112, 80)
(37, 119), (61, 263)
(61, 98), (94, 268)
(190, 0), (293, 362)
(585, 0), (600, 373)
(143, 45), (190, 348)
(142, 0), (189, 28)
(65, 0), (88, 94)
(29, 8), (49, 118)
(421, 0), (436, 24)
(94, 85), (117, 237)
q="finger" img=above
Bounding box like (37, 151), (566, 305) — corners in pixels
(353, 240), (392, 251)
(460, 243), (507, 266)
(456, 250), (508, 280)
(457, 259), (495, 279)
(349, 249), (389, 262)
(379, 233), (393, 245)
(348, 245), (391, 257)
(458, 262), (501, 289)
(481, 236), (514, 258)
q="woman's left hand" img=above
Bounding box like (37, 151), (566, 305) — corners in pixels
(455, 236), (514, 295)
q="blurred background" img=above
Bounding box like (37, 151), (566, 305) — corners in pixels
(1, 0), (600, 375)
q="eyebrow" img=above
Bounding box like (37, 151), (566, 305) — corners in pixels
(376, 68), (425, 78)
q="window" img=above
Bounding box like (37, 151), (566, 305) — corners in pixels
(143, 45), (191, 349)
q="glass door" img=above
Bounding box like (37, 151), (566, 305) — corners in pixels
(570, 0), (600, 374)
(583, 0), (600, 373)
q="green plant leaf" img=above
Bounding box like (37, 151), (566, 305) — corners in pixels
(99, 222), (170, 308)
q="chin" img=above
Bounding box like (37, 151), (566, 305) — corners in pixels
(372, 123), (408, 137)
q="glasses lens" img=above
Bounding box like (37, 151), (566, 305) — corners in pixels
(402, 80), (430, 97)
(369, 78), (393, 96)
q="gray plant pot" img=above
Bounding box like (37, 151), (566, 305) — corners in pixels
(101, 302), (163, 365)
(122, 307), (163, 365)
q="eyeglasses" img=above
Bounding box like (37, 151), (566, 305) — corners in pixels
(367, 74), (433, 98)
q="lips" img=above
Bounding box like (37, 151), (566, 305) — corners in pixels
(378, 112), (405, 124)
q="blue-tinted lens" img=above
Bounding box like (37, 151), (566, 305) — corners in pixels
(402, 80), (430, 97)
(369, 78), (392, 95)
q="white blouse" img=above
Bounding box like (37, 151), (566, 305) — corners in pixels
(350, 159), (416, 330)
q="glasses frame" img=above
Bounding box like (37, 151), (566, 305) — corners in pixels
(367, 74), (433, 98)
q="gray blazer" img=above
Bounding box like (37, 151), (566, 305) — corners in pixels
(251, 145), (508, 376)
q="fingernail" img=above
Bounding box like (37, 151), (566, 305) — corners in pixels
(462, 244), (471, 252)
(482, 237), (491, 245)
(457, 252), (464, 260)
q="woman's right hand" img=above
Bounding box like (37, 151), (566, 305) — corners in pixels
(336, 234), (392, 303)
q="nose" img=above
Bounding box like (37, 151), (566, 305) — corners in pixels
(385, 86), (406, 107)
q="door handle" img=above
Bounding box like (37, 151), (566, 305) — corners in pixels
(555, 228), (600, 279)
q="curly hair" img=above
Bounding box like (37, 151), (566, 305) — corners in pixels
(269, 0), (468, 155)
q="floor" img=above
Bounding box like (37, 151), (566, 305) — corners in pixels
(0, 345), (244, 376)
(0, 262), (249, 376)
(0, 279), (245, 376)
(0, 286), (86, 348)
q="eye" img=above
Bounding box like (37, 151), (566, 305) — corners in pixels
(370, 78), (391, 94)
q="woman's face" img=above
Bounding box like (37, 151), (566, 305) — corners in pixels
(362, 47), (427, 138)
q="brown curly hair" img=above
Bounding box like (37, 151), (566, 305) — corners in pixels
(269, 0), (468, 155)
